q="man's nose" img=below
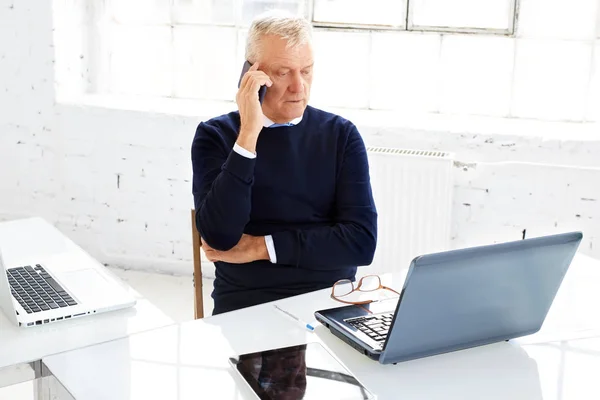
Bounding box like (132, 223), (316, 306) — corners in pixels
(288, 72), (304, 93)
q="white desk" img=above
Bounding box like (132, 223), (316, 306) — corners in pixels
(0, 218), (174, 386)
(43, 254), (600, 400)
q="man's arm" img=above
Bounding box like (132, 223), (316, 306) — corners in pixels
(191, 124), (256, 251)
(271, 125), (377, 270)
(192, 62), (273, 251)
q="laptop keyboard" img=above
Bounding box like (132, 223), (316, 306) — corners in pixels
(7, 265), (78, 314)
(346, 313), (393, 342)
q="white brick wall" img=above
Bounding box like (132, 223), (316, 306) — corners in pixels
(452, 162), (600, 253)
(0, 1), (599, 280)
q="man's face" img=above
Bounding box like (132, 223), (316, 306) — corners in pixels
(258, 34), (313, 123)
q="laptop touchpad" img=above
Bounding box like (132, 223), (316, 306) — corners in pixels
(58, 269), (113, 303)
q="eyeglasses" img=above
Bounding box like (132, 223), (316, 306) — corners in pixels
(331, 275), (400, 305)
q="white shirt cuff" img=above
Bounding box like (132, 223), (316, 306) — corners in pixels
(265, 235), (277, 264)
(233, 143), (256, 159)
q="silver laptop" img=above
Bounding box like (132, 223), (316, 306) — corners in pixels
(315, 232), (583, 364)
(0, 249), (136, 327)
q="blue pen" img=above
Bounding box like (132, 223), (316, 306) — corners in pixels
(273, 304), (315, 332)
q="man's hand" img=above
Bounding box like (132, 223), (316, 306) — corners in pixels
(236, 62), (272, 153)
(202, 234), (270, 264)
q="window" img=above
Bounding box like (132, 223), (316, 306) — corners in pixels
(87, 0), (518, 100)
(58, 0), (600, 123)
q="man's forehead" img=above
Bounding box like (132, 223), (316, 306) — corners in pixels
(268, 60), (314, 70)
(262, 50), (313, 68)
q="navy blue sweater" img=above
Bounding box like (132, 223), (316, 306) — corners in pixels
(191, 106), (377, 314)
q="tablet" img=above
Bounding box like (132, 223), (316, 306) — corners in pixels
(229, 342), (376, 400)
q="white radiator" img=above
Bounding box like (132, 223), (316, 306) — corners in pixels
(365, 147), (455, 275)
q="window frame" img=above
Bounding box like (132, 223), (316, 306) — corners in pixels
(310, 0), (519, 36)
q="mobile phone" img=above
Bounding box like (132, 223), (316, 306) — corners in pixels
(238, 60), (267, 104)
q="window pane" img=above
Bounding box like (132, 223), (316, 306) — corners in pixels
(173, 26), (238, 100)
(240, 0), (306, 26)
(310, 31), (370, 108)
(107, 25), (173, 96)
(313, 0), (406, 27)
(172, 0), (235, 25)
(511, 39), (591, 121)
(410, 0), (514, 31)
(110, 0), (170, 25)
(587, 44), (600, 122)
(439, 35), (514, 116)
(53, 0), (90, 26)
(370, 32), (440, 112)
(596, 0), (600, 39)
(517, 0), (598, 40)
(237, 29), (249, 66)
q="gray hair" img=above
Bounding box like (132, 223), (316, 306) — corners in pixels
(245, 10), (313, 63)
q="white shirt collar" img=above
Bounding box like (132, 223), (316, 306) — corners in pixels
(263, 115), (303, 127)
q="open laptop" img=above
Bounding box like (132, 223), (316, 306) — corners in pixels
(0, 249), (136, 328)
(315, 232), (583, 364)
